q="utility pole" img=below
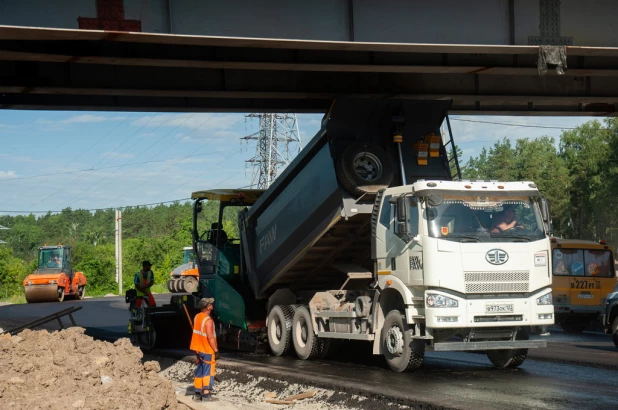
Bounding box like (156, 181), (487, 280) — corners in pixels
(241, 114), (302, 189)
(115, 210), (123, 295)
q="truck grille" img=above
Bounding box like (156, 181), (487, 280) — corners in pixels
(464, 271), (529, 293)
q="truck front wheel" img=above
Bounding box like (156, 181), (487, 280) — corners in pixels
(486, 330), (528, 369)
(292, 306), (323, 360)
(486, 349), (528, 369)
(382, 310), (424, 372)
(267, 305), (295, 356)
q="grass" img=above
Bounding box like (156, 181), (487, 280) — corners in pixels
(0, 293), (27, 305)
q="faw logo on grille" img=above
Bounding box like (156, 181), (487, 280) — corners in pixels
(486, 249), (509, 265)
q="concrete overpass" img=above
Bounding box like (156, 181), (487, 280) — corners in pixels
(1, 0), (618, 115)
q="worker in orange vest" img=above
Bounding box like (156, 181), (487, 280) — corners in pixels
(190, 297), (219, 401)
(134, 260), (156, 308)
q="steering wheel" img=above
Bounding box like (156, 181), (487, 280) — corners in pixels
(199, 230), (210, 241)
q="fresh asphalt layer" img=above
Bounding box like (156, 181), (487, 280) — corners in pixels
(2, 295), (617, 410)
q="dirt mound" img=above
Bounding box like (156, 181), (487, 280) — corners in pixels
(0, 328), (180, 410)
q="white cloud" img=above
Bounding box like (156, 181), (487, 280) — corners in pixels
(0, 170), (17, 178)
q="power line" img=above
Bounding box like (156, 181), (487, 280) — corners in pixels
(109, 116), (246, 207)
(0, 150), (237, 182)
(0, 114), (136, 208)
(54, 113), (198, 210)
(450, 117), (611, 130)
(0, 198), (192, 214)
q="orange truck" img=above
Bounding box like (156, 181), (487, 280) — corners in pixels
(166, 246), (199, 293)
(551, 238), (616, 332)
(23, 245), (87, 303)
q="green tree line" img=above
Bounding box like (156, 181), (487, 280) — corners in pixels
(461, 118), (618, 246)
(1, 117), (617, 300)
(0, 199), (233, 300)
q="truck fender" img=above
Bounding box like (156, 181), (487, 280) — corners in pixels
(267, 289), (296, 319)
(372, 276), (422, 354)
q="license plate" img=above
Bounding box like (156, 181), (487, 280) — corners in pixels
(486, 304), (514, 313)
(577, 294), (593, 299)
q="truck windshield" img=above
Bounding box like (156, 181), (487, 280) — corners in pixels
(183, 249), (195, 264)
(424, 195), (545, 243)
(38, 249), (63, 270)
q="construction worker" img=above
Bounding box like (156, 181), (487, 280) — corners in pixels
(190, 297), (219, 401)
(134, 260), (156, 308)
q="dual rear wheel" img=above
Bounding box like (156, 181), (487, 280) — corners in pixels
(267, 305), (330, 360)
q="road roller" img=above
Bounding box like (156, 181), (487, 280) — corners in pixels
(166, 246), (199, 293)
(23, 245), (87, 303)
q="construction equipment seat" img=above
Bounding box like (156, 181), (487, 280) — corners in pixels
(208, 223), (228, 246)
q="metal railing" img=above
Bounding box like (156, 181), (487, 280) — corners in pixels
(1, 306), (83, 335)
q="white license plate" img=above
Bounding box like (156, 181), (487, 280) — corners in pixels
(577, 294), (593, 299)
(486, 304), (514, 313)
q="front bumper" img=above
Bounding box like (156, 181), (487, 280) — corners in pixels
(422, 289), (555, 329)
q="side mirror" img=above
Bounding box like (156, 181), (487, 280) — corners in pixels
(539, 197), (550, 222)
(427, 195), (443, 207)
(196, 202), (203, 213)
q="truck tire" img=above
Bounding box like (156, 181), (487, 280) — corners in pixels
(612, 317), (618, 348)
(292, 305), (324, 360)
(268, 305), (295, 356)
(486, 349), (528, 369)
(486, 330), (528, 369)
(382, 310), (424, 372)
(336, 143), (394, 197)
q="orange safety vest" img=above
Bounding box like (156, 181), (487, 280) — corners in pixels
(190, 312), (215, 356)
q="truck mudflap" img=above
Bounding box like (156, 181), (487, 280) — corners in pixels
(432, 340), (547, 351)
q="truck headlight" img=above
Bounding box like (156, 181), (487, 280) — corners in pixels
(537, 293), (552, 305)
(426, 294), (458, 308)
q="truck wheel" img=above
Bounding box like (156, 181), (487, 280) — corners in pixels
(268, 305), (295, 356)
(612, 317), (618, 347)
(292, 306), (323, 360)
(336, 143), (394, 197)
(183, 277), (199, 293)
(382, 310), (424, 372)
(486, 349), (528, 369)
(487, 330), (528, 369)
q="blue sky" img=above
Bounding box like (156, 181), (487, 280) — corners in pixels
(0, 110), (600, 215)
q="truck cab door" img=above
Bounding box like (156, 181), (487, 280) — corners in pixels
(386, 196), (423, 285)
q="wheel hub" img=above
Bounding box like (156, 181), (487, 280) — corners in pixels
(386, 326), (404, 356)
(353, 152), (382, 181)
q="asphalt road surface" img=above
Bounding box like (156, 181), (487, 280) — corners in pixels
(2, 294), (618, 410)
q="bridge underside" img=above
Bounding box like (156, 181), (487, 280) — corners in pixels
(1, 26), (618, 115)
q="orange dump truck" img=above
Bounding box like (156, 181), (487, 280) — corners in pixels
(23, 245), (87, 303)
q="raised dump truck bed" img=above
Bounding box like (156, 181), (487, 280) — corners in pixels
(240, 99), (453, 299)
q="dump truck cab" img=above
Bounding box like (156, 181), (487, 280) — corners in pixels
(23, 245), (86, 303)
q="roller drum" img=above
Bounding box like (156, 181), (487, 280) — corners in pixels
(25, 284), (63, 303)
